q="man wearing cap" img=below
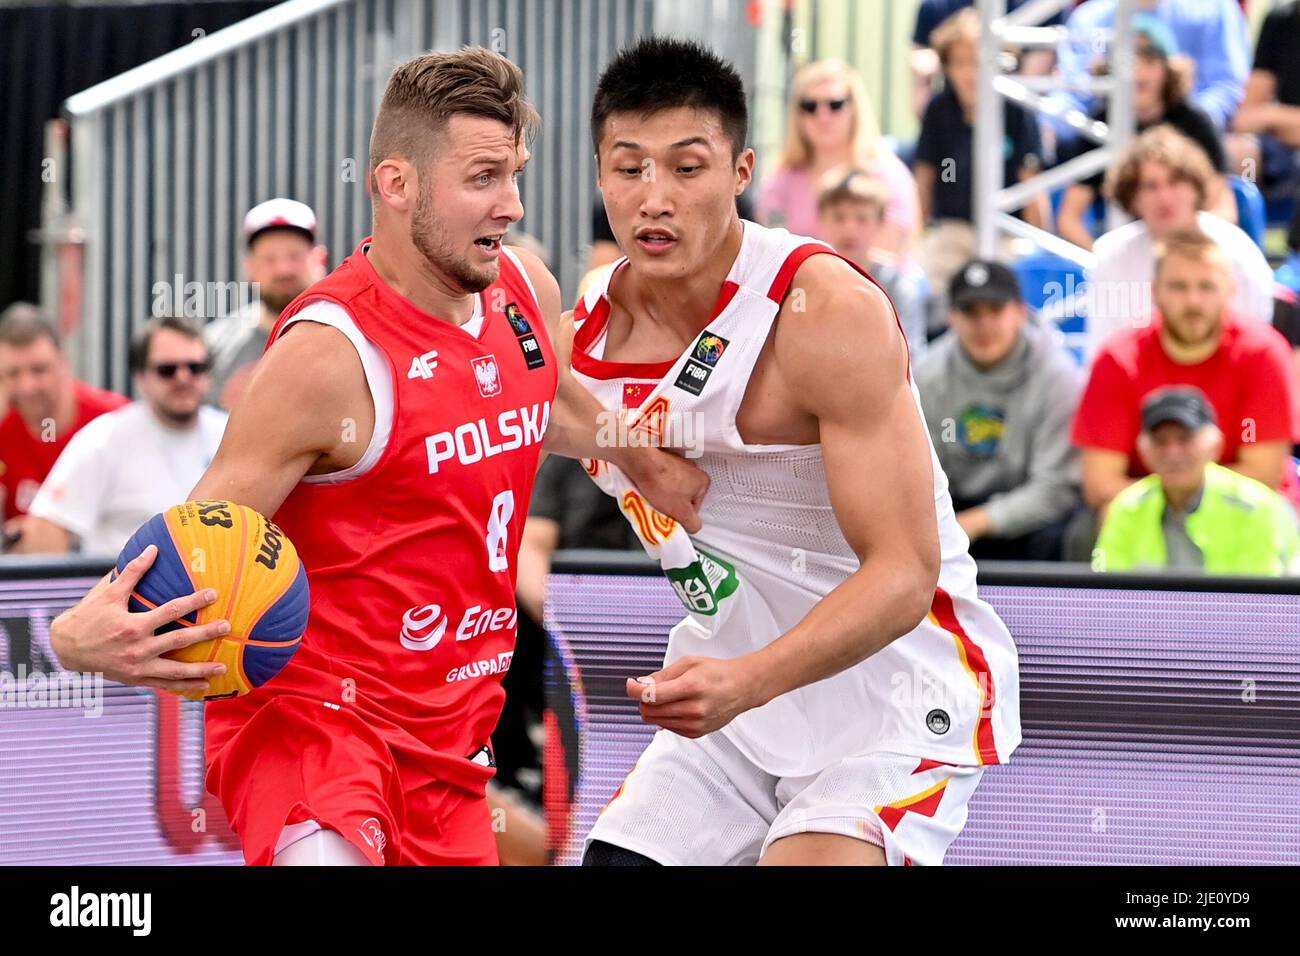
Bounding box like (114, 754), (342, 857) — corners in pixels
(204, 198), (327, 409)
(1073, 228), (1300, 526)
(914, 259), (1081, 560)
(1094, 386), (1300, 575)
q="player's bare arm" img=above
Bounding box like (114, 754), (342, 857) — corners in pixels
(49, 321), (371, 695)
(634, 255), (940, 737)
(511, 246), (709, 532)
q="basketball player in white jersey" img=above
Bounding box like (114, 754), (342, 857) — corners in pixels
(574, 38), (1021, 867)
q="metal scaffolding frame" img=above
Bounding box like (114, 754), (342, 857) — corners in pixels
(974, 0), (1138, 269)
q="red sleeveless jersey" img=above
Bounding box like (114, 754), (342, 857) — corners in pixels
(205, 238), (557, 794)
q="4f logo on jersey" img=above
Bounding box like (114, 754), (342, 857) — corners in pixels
(471, 354), (502, 397)
(407, 350), (439, 381)
(674, 331), (730, 397)
(505, 302), (546, 370)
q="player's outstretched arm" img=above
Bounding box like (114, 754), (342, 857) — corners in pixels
(754, 257), (941, 693)
(510, 247), (709, 532)
(631, 256), (940, 738)
(50, 321), (370, 695)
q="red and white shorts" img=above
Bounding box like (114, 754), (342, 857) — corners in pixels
(206, 694), (498, 866)
(585, 728), (985, 866)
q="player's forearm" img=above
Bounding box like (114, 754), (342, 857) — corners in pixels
(738, 556), (937, 708)
(542, 371), (616, 462)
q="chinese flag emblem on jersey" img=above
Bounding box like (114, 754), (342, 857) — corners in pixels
(621, 381), (655, 412)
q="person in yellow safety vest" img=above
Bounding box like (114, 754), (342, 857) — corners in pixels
(1094, 386), (1300, 575)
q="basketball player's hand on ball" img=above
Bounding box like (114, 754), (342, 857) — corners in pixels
(621, 446), (710, 533)
(627, 656), (761, 738)
(50, 544), (231, 696)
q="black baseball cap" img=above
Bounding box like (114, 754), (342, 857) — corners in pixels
(1141, 386), (1217, 433)
(949, 259), (1023, 311)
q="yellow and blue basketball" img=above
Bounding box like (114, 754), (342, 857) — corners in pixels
(113, 499), (309, 701)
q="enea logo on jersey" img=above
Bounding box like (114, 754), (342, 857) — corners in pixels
(505, 302), (546, 370)
(674, 331), (730, 397)
(471, 354), (502, 397)
(399, 600), (518, 661)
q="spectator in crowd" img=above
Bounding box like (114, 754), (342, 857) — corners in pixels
(1072, 229), (1300, 533)
(1052, 0), (1248, 135)
(1056, 13), (1234, 250)
(17, 317), (227, 555)
(911, 0), (1062, 128)
(914, 7), (1048, 294)
(204, 198), (326, 410)
(1094, 386), (1300, 575)
(757, 59), (919, 257)
(915, 259), (1081, 561)
(1279, 207), (1300, 296)
(0, 303), (127, 548)
(1087, 125), (1274, 358)
(1228, 0), (1300, 199)
(817, 169), (928, 361)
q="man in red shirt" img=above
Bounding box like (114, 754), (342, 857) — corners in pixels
(47, 48), (705, 866)
(0, 303), (127, 546)
(1073, 228), (1300, 516)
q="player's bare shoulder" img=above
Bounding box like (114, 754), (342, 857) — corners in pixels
(232, 318), (375, 474)
(771, 253), (908, 414)
(739, 253), (904, 443)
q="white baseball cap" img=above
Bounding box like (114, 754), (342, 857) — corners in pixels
(243, 198), (317, 247)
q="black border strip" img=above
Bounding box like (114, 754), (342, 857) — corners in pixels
(0, 556), (114, 582)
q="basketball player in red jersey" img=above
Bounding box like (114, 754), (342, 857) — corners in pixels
(49, 48), (706, 866)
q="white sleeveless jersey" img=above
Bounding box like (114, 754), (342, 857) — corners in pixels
(571, 221), (1021, 776)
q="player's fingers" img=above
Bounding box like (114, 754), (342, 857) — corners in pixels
(138, 677), (211, 697)
(144, 587), (220, 632)
(144, 618), (231, 660)
(138, 655), (227, 684)
(111, 544), (159, 595)
(630, 673), (694, 705)
(690, 469), (710, 509)
(638, 701), (701, 721)
(638, 656), (695, 684)
(677, 497), (703, 534)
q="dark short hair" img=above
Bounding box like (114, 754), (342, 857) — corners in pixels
(130, 316), (206, 374)
(0, 302), (61, 351)
(591, 37), (748, 159)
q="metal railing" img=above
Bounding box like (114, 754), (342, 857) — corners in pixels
(56, 0), (765, 393)
(974, 0), (1137, 270)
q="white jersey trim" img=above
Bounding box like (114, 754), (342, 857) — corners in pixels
(283, 300), (394, 484)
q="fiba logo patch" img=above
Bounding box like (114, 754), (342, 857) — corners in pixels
(926, 708), (951, 735)
(504, 303), (532, 336)
(691, 333), (729, 367)
(358, 817), (386, 855)
(471, 354), (502, 398)
(399, 603), (448, 651)
(674, 331), (731, 397)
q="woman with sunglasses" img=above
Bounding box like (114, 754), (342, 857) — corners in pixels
(757, 59), (919, 258)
